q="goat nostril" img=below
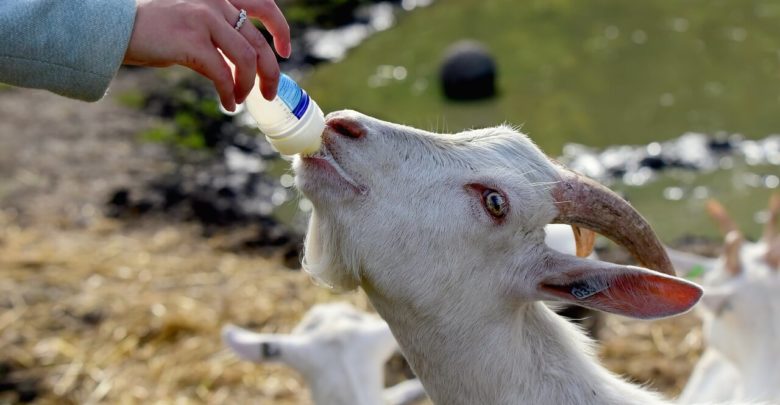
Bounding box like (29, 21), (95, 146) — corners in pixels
(327, 118), (365, 139)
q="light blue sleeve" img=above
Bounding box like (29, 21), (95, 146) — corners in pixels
(0, 0), (137, 102)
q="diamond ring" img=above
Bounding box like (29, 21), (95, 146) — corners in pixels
(234, 9), (247, 31)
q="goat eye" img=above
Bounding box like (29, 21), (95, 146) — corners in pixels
(483, 190), (506, 218)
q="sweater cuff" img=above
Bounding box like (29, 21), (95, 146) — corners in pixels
(0, 0), (138, 102)
(69, 0), (138, 101)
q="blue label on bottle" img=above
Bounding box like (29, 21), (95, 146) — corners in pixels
(277, 73), (310, 119)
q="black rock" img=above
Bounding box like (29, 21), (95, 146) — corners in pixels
(708, 137), (733, 152)
(16, 379), (39, 403)
(607, 167), (627, 178)
(134, 198), (156, 214)
(217, 186), (237, 199)
(0, 376), (40, 404)
(81, 309), (104, 326)
(283, 246), (302, 269)
(108, 189), (130, 207)
(639, 156), (668, 170)
(440, 40), (497, 101)
(161, 185), (186, 210)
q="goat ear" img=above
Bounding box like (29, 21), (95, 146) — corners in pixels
(762, 192), (780, 243)
(706, 199), (739, 235)
(763, 193), (780, 270)
(536, 252), (702, 319)
(722, 231), (743, 276)
(222, 325), (305, 364)
(766, 237), (780, 270)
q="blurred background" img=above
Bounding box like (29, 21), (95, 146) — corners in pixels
(1, 0), (779, 403)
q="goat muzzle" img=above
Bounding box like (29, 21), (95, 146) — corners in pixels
(551, 169), (676, 276)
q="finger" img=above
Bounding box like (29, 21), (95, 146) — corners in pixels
(209, 11), (258, 104)
(256, 40), (281, 100)
(219, 1), (279, 100)
(237, 20), (280, 100)
(181, 45), (236, 111)
(231, 0), (291, 58)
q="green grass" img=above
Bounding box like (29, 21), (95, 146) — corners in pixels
(303, 0), (780, 153)
(116, 89), (146, 109)
(139, 123), (206, 150)
(301, 0), (780, 242)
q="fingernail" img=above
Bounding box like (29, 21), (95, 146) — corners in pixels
(277, 41), (291, 59)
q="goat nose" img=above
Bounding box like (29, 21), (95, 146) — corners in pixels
(326, 116), (366, 139)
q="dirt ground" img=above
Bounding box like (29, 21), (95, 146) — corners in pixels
(0, 70), (706, 404)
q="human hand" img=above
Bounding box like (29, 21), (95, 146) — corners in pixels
(123, 0), (291, 111)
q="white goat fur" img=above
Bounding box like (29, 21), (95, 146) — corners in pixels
(293, 110), (704, 405)
(222, 302), (425, 405)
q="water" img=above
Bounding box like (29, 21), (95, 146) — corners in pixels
(559, 133), (780, 240)
(286, 1), (434, 69)
(561, 133), (780, 187)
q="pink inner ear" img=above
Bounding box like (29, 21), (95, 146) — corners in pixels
(541, 271), (703, 320)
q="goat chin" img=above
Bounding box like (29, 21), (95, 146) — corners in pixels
(294, 110), (706, 405)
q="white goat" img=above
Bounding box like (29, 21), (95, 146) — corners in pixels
(673, 196), (780, 403)
(293, 110), (706, 405)
(222, 302), (426, 405)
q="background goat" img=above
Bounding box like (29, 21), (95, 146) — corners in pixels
(673, 195), (780, 403)
(223, 302), (426, 405)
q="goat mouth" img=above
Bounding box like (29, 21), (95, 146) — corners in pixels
(303, 144), (366, 194)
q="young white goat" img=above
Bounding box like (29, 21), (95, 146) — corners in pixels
(293, 110), (705, 405)
(222, 302), (426, 405)
(673, 196), (780, 403)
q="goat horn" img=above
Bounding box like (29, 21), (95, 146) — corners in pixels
(706, 199), (739, 236)
(766, 237), (780, 271)
(551, 169), (675, 276)
(763, 193), (780, 271)
(571, 225), (596, 258)
(723, 230), (743, 276)
(763, 193), (780, 243)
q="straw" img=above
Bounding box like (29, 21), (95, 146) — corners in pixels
(1, 214), (706, 403)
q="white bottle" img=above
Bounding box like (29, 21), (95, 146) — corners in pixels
(244, 73), (325, 156)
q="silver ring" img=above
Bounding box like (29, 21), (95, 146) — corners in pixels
(234, 9), (247, 31)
